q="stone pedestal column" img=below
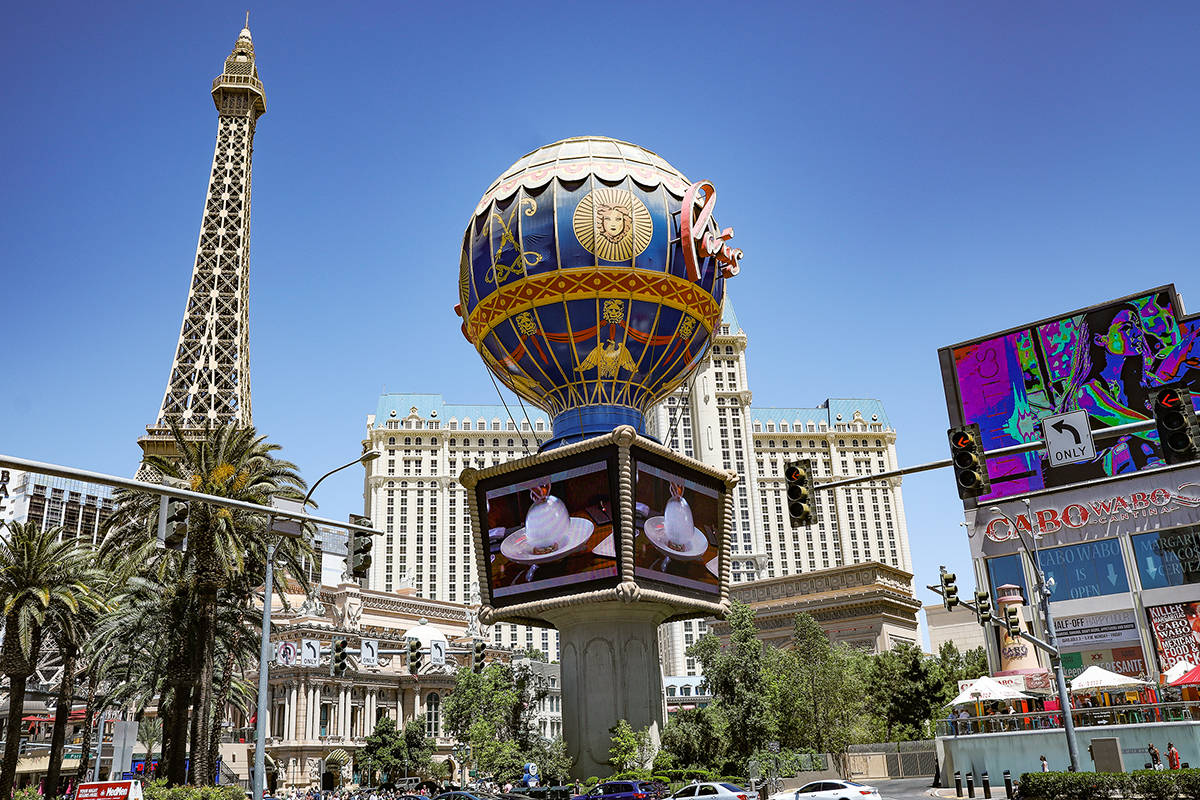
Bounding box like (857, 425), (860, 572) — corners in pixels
(542, 602), (671, 779)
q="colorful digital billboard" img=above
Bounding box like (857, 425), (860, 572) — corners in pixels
(478, 448), (620, 607)
(632, 454), (722, 597)
(940, 286), (1200, 503)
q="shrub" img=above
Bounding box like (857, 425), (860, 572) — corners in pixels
(1018, 769), (1200, 800)
(584, 777), (600, 787)
(609, 771), (652, 781)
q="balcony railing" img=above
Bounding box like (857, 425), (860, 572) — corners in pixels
(937, 701), (1198, 737)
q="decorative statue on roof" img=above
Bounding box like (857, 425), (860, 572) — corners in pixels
(454, 136), (743, 449)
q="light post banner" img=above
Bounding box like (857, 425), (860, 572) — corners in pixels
(967, 463), (1200, 559)
(1147, 602), (1200, 673)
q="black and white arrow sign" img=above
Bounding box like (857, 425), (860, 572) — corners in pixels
(1041, 409), (1096, 467)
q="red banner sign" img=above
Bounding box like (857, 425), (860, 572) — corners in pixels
(76, 781), (144, 800)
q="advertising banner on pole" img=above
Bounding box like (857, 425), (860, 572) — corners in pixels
(1147, 602), (1200, 673)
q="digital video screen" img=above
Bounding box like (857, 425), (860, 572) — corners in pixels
(632, 455), (722, 596)
(478, 450), (620, 607)
(942, 287), (1200, 502)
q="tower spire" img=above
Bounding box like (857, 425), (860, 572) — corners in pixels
(138, 24), (266, 466)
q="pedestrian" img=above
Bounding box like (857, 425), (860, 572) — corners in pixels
(1169, 742), (1182, 770)
(1040, 755), (1048, 773)
(1149, 743), (1162, 768)
(957, 708), (970, 735)
(947, 709), (958, 736)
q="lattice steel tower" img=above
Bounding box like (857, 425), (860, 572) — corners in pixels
(139, 21), (266, 463)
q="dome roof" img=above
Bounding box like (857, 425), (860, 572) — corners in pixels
(404, 617), (448, 651)
(473, 135), (692, 217)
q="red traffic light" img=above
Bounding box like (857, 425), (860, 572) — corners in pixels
(784, 464), (802, 482)
(952, 432), (971, 449)
(1159, 389), (1183, 410)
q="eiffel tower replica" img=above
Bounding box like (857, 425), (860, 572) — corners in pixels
(138, 18), (266, 471)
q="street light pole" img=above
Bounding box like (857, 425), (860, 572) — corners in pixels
(989, 504), (1080, 772)
(252, 450), (380, 800)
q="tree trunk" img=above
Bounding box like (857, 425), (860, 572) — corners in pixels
(74, 669), (101, 785)
(187, 682), (202, 784)
(163, 681), (192, 785)
(191, 587), (219, 785)
(44, 644), (78, 798)
(0, 673), (29, 797)
(208, 640), (239, 782)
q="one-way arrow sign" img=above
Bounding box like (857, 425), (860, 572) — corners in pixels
(1042, 409), (1096, 467)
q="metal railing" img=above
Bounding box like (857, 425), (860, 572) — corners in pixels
(937, 701), (1198, 737)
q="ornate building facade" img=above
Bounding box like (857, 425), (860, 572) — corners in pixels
(362, 298), (918, 675)
(709, 562), (922, 652)
(139, 22), (265, 463)
(648, 301), (916, 673)
(257, 580), (479, 790)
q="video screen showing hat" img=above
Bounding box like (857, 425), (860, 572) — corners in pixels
(632, 454), (722, 597)
(479, 449), (620, 607)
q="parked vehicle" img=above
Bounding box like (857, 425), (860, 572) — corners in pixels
(770, 780), (880, 800)
(669, 783), (750, 800)
(574, 780), (662, 800)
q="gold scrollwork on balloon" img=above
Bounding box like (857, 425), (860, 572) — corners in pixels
(573, 188), (652, 261)
(515, 311), (538, 337)
(486, 197), (541, 284)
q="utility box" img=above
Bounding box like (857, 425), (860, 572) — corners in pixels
(1088, 738), (1124, 773)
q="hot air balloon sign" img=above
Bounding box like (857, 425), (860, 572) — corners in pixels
(454, 136), (744, 449)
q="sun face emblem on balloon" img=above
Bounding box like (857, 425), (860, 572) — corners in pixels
(573, 188), (653, 261)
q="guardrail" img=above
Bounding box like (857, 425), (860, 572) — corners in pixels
(937, 701), (1198, 737)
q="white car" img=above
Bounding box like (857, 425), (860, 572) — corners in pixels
(670, 783), (750, 800)
(770, 781), (880, 800)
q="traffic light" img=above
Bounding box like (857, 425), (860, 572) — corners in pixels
(1004, 605), (1021, 638)
(1152, 387), (1200, 465)
(939, 570), (959, 612)
(407, 638), (421, 673)
(974, 589), (992, 626)
(330, 638), (348, 677)
(473, 640), (486, 674)
(349, 532), (373, 580)
(783, 460), (814, 526)
(163, 499), (189, 551)
(948, 424), (990, 499)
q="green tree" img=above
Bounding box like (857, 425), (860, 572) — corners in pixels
(867, 643), (945, 741)
(531, 737), (574, 784)
(687, 601), (775, 758)
(934, 642), (988, 704)
(659, 708), (725, 769)
(442, 661), (548, 780)
(608, 720), (640, 773)
(359, 717), (435, 782)
(0, 523), (107, 797)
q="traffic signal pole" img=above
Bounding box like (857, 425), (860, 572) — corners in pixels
(812, 417), (1160, 493)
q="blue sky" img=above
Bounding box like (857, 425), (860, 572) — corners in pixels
(3, 2), (1199, 641)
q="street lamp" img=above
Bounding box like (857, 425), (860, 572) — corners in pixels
(988, 502), (1080, 772)
(253, 449), (380, 800)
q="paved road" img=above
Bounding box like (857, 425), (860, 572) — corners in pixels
(872, 776), (937, 800)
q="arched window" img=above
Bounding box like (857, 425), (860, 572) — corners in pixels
(449, 439), (456, 447)
(681, 686), (692, 697)
(425, 692), (441, 737)
(507, 439), (514, 447)
(404, 437), (412, 446)
(388, 437), (396, 445)
(415, 437), (422, 446)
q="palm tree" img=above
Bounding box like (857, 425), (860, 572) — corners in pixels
(103, 421), (310, 785)
(43, 552), (117, 799)
(0, 522), (106, 798)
